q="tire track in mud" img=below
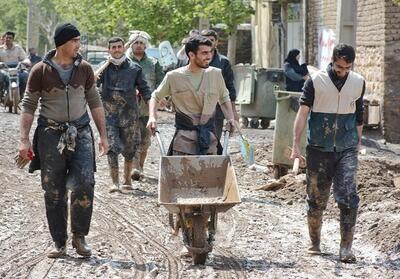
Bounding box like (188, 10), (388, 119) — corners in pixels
(95, 192), (181, 278)
(92, 209), (146, 279)
(97, 185), (248, 278)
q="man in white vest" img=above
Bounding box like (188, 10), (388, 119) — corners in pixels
(291, 44), (365, 263)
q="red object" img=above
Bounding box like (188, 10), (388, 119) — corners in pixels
(27, 150), (34, 160)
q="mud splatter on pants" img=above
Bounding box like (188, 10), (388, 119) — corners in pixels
(38, 125), (95, 246)
(305, 146), (359, 213)
(106, 122), (140, 168)
(134, 116), (151, 160)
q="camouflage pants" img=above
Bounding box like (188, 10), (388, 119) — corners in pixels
(306, 146), (359, 213)
(106, 122), (140, 168)
(134, 116), (151, 160)
(37, 125), (95, 246)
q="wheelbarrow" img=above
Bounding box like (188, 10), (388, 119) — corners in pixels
(155, 130), (241, 264)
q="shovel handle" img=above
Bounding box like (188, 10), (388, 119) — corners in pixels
(155, 129), (167, 156)
(222, 130), (230, 156)
(292, 158), (300, 175)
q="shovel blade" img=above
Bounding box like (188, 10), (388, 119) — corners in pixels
(240, 136), (254, 166)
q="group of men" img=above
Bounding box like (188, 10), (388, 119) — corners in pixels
(17, 21), (365, 265)
(17, 23), (237, 258)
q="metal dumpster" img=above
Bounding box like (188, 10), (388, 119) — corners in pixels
(272, 90), (307, 179)
(234, 65), (286, 129)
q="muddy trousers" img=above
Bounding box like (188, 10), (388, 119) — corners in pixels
(38, 126), (95, 246)
(305, 146), (359, 251)
(107, 123), (140, 168)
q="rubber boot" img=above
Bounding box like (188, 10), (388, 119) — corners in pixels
(47, 241), (67, 258)
(109, 167), (121, 193)
(122, 160), (134, 190)
(131, 158), (141, 181)
(72, 234), (92, 257)
(339, 207), (357, 263)
(307, 210), (323, 255)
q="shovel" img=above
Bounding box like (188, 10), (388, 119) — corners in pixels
(233, 122), (255, 166)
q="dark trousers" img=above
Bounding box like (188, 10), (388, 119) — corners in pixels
(306, 146), (359, 213)
(38, 126), (95, 245)
(214, 117), (224, 141)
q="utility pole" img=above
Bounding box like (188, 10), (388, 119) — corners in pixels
(27, 0), (33, 51)
(26, 0), (39, 52)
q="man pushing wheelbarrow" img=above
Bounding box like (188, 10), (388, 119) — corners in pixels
(147, 35), (241, 264)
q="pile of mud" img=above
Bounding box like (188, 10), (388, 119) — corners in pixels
(235, 142), (400, 255)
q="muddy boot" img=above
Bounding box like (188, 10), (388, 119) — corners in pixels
(109, 167), (121, 193)
(122, 161), (134, 190)
(72, 234), (92, 257)
(131, 158), (141, 181)
(47, 241), (67, 258)
(307, 210), (323, 255)
(339, 207), (357, 263)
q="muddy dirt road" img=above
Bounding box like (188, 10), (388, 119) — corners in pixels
(0, 110), (399, 278)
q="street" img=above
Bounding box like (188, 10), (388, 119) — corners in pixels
(0, 110), (399, 278)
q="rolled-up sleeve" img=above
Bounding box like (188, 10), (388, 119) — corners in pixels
(218, 71), (230, 104)
(21, 64), (41, 115)
(152, 73), (171, 102)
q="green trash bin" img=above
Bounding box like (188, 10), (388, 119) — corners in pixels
(234, 66), (285, 129)
(272, 90), (307, 179)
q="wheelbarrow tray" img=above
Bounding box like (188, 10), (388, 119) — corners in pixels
(158, 155), (241, 214)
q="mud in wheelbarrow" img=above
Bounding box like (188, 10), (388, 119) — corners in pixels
(158, 154), (241, 213)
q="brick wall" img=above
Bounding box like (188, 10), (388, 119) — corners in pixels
(306, 0), (337, 65)
(354, 0), (385, 98)
(306, 0), (323, 65)
(382, 0), (400, 143)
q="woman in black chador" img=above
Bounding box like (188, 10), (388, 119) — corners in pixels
(284, 49), (309, 92)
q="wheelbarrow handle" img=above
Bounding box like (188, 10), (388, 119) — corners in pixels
(155, 129), (167, 156)
(222, 130), (230, 156)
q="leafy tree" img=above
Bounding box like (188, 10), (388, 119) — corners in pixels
(0, 0), (28, 47)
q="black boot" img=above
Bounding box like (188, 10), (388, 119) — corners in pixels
(307, 210), (323, 255)
(72, 234), (92, 257)
(339, 207), (357, 263)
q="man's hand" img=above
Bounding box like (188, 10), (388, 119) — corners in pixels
(147, 117), (157, 136)
(98, 136), (109, 157)
(19, 138), (33, 160)
(290, 144), (306, 168)
(225, 119), (236, 135)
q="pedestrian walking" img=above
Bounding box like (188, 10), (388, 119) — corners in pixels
(291, 43), (365, 263)
(97, 36), (151, 192)
(18, 23), (108, 258)
(126, 31), (165, 180)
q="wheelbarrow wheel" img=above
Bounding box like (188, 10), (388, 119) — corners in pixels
(250, 118), (259, 129)
(191, 215), (208, 265)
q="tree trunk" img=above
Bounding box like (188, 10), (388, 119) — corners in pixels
(227, 26), (237, 65)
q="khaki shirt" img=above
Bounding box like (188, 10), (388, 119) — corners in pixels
(152, 66), (230, 154)
(0, 44), (27, 64)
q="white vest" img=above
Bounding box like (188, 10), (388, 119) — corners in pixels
(311, 70), (364, 115)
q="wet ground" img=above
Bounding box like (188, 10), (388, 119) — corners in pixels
(0, 110), (399, 278)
